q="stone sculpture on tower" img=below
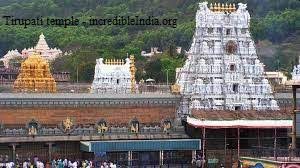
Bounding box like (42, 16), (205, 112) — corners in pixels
(176, 2), (279, 117)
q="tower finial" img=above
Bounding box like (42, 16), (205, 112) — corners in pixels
(213, 3), (217, 12)
(210, 3), (213, 11)
(217, 3), (221, 12)
(221, 3), (225, 12)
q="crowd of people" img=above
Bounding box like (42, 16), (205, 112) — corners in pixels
(50, 159), (115, 168)
(0, 162), (15, 168)
(0, 158), (117, 168)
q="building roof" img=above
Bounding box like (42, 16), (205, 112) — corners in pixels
(81, 139), (201, 152)
(188, 110), (292, 128)
(191, 109), (292, 120)
(187, 117), (292, 129)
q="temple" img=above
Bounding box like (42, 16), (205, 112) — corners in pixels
(13, 53), (56, 92)
(0, 49), (22, 68)
(91, 55), (136, 93)
(176, 2), (279, 117)
(292, 56), (300, 81)
(21, 33), (62, 61)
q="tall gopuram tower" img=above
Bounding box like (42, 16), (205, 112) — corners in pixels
(91, 55), (136, 93)
(13, 53), (56, 92)
(176, 2), (279, 117)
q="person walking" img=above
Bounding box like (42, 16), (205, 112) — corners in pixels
(57, 160), (63, 168)
(196, 158), (202, 168)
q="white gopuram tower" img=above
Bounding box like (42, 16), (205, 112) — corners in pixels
(176, 2), (279, 117)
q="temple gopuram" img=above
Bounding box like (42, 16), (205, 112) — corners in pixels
(176, 2), (279, 117)
(91, 55), (136, 93)
(13, 53), (56, 92)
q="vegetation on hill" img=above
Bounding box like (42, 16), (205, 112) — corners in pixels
(0, 0), (299, 82)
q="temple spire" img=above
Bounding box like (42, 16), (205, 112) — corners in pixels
(176, 2), (279, 117)
(35, 33), (50, 51)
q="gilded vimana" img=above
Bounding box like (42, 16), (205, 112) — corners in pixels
(13, 53), (56, 93)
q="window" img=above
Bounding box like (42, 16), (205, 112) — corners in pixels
(226, 29), (231, 35)
(230, 64), (235, 71)
(117, 79), (119, 84)
(217, 28), (222, 33)
(233, 84), (238, 93)
(241, 28), (247, 34)
(208, 28), (213, 34)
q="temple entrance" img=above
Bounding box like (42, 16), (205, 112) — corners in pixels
(234, 106), (241, 111)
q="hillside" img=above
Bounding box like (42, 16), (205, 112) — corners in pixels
(0, 0), (299, 82)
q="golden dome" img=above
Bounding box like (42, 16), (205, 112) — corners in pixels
(13, 53), (56, 92)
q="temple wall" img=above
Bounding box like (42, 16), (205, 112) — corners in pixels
(0, 106), (176, 125)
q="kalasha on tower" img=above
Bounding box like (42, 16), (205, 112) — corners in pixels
(13, 53), (56, 92)
(176, 2), (279, 117)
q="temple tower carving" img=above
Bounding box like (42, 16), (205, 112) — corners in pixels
(176, 2), (279, 117)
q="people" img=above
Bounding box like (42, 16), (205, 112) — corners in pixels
(23, 160), (30, 168)
(195, 157), (202, 168)
(57, 159), (63, 168)
(191, 157), (196, 167)
(0, 157), (120, 168)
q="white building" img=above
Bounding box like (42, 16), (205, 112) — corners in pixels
(21, 33), (62, 61)
(176, 47), (182, 54)
(176, 2), (279, 117)
(265, 71), (287, 86)
(141, 47), (162, 57)
(91, 56), (136, 93)
(0, 49), (22, 68)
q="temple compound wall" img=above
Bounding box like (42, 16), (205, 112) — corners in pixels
(0, 93), (178, 126)
(0, 106), (175, 125)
